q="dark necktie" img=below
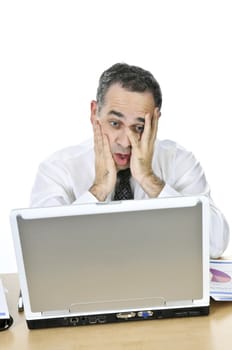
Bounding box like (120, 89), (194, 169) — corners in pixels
(113, 168), (134, 200)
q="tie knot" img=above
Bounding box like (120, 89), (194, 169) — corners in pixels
(117, 168), (131, 181)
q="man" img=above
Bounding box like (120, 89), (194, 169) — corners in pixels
(30, 63), (229, 258)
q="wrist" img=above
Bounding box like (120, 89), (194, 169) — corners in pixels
(89, 184), (108, 202)
(140, 172), (165, 198)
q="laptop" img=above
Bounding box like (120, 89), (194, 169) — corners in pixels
(10, 195), (210, 329)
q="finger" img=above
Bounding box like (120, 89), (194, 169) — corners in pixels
(126, 128), (140, 149)
(150, 108), (160, 141)
(102, 132), (116, 162)
(102, 132), (112, 156)
(141, 113), (152, 142)
(102, 133), (117, 174)
(93, 120), (104, 154)
(153, 107), (161, 124)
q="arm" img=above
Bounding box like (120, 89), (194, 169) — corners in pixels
(30, 159), (99, 208)
(30, 160), (78, 207)
(169, 146), (229, 258)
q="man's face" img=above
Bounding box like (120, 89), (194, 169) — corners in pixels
(91, 83), (156, 170)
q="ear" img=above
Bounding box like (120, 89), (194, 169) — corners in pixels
(90, 100), (98, 124)
(155, 107), (161, 119)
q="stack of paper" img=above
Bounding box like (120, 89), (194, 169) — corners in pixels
(210, 259), (232, 301)
(0, 279), (10, 322)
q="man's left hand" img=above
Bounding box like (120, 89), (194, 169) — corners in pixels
(127, 107), (165, 197)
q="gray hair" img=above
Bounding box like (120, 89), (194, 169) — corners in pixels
(96, 63), (162, 111)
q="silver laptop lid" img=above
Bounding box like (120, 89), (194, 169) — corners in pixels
(10, 196), (210, 319)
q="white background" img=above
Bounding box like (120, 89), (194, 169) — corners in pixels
(0, 0), (231, 273)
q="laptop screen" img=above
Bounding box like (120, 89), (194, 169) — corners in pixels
(16, 201), (204, 315)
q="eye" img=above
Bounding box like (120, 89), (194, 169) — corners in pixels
(134, 125), (144, 134)
(109, 120), (120, 128)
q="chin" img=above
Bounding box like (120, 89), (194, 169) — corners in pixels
(116, 164), (130, 171)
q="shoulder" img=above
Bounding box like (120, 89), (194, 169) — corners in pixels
(156, 139), (178, 150)
(154, 139), (197, 170)
(156, 139), (194, 157)
(155, 139), (186, 157)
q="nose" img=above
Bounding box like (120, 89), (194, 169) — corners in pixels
(116, 130), (131, 149)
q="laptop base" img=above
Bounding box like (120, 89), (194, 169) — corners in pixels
(27, 306), (210, 329)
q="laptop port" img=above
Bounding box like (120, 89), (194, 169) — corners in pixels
(80, 316), (88, 324)
(70, 317), (79, 325)
(88, 316), (98, 324)
(137, 310), (154, 318)
(189, 310), (201, 316)
(116, 312), (136, 319)
(97, 316), (106, 324)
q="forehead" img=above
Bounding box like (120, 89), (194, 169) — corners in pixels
(102, 83), (155, 116)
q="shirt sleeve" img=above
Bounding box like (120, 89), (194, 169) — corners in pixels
(30, 160), (78, 207)
(157, 145), (230, 258)
(72, 191), (98, 204)
(30, 157), (111, 207)
(159, 184), (180, 197)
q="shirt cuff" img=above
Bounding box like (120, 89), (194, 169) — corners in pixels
(73, 191), (99, 204)
(158, 184), (181, 197)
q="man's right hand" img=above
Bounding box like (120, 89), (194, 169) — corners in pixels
(89, 120), (117, 201)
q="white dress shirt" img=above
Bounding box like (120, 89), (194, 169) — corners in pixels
(30, 138), (229, 258)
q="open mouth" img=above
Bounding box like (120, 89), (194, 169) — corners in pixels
(113, 153), (131, 166)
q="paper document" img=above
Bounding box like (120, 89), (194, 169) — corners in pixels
(0, 279), (9, 319)
(210, 259), (232, 301)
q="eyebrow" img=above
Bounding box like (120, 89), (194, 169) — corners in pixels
(108, 110), (145, 123)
